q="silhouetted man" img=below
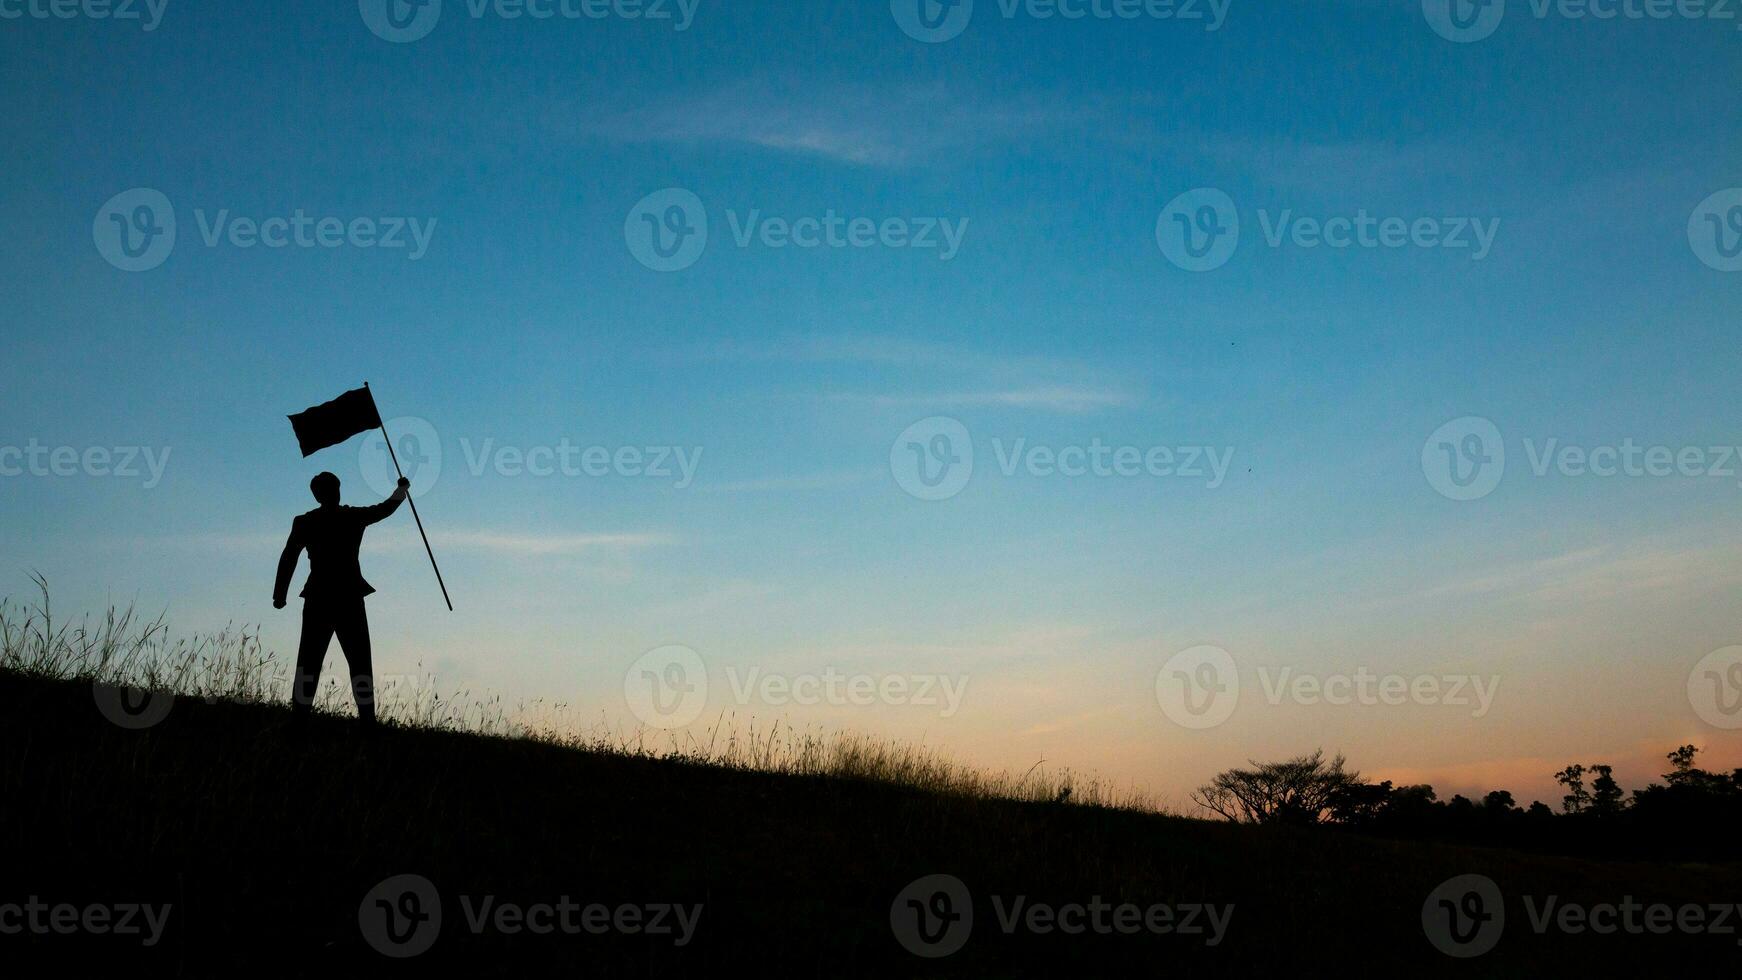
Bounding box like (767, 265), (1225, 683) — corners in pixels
(274, 471), (409, 727)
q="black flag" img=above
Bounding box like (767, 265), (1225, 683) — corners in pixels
(288, 386), (381, 457)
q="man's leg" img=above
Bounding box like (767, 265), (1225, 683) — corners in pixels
(292, 602), (337, 722)
(333, 599), (376, 726)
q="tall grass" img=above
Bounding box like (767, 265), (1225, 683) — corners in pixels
(0, 578), (1160, 812)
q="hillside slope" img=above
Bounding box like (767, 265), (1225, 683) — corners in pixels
(3, 672), (1738, 976)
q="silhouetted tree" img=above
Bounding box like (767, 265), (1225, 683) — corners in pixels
(1327, 778), (1393, 828)
(1192, 751), (1363, 826)
(1665, 744), (1699, 786)
(1205, 745), (1742, 862)
(1556, 764), (1590, 814)
(1589, 764), (1623, 815)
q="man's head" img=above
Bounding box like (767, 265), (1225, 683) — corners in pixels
(309, 471), (341, 507)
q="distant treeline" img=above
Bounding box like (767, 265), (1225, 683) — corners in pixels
(1193, 745), (1742, 861)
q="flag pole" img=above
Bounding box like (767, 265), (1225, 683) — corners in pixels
(365, 382), (453, 612)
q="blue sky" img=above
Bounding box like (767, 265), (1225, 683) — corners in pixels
(3, 0), (1742, 807)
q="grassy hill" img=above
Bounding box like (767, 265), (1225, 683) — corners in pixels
(5, 669), (1742, 977)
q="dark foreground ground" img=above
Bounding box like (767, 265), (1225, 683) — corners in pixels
(3, 672), (1739, 977)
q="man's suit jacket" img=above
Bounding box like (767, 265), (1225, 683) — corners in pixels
(274, 496), (403, 605)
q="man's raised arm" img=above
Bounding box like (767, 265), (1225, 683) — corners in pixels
(273, 517), (306, 609)
(358, 477), (411, 526)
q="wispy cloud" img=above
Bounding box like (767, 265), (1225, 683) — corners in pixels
(582, 81), (1094, 168)
(433, 531), (675, 557)
(1020, 705), (1125, 736)
(674, 333), (1141, 415)
(825, 386), (1137, 414)
(698, 468), (883, 494)
(1420, 540), (1742, 605)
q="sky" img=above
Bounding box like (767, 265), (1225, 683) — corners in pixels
(3, 0), (1742, 810)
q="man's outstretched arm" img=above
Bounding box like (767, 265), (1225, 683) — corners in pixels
(273, 518), (306, 609)
(357, 477), (411, 526)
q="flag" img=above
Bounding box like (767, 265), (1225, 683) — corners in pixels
(288, 386), (381, 457)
